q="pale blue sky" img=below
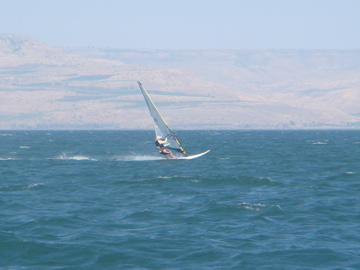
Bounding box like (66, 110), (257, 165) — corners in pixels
(1, 0), (359, 49)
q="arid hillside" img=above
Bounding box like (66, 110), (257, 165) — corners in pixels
(1, 34), (360, 129)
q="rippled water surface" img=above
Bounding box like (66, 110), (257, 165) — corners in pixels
(1, 130), (359, 269)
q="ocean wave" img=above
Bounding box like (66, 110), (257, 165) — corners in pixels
(233, 202), (268, 211)
(0, 157), (18, 161)
(116, 155), (163, 161)
(130, 175), (283, 187)
(312, 142), (328, 145)
(225, 202), (284, 216)
(0, 183), (45, 192)
(190, 176), (282, 186)
(54, 153), (97, 161)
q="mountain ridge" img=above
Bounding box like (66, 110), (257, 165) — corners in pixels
(0, 34), (359, 129)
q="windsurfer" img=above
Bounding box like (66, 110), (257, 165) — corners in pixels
(155, 136), (174, 159)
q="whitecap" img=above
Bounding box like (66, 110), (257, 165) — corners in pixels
(258, 176), (277, 182)
(158, 176), (173, 179)
(55, 153), (97, 161)
(190, 179), (203, 183)
(69, 155), (97, 161)
(311, 141), (328, 145)
(56, 153), (69, 160)
(26, 183), (45, 189)
(235, 202), (267, 211)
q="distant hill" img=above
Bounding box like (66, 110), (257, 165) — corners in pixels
(0, 34), (359, 129)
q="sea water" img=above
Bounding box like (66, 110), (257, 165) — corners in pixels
(0, 130), (359, 269)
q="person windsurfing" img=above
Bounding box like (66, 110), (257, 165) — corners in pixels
(155, 136), (174, 159)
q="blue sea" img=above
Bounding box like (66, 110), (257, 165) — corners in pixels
(1, 130), (359, 269)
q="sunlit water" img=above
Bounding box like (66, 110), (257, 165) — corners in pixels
(1, 130), (359, 269)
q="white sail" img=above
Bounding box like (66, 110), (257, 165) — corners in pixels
(137, 81), (187, 156)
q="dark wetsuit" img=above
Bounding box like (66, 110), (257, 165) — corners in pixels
(155, 139), (165, 148)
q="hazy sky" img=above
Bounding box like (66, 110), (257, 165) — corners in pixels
(1, 0), (359, 49)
